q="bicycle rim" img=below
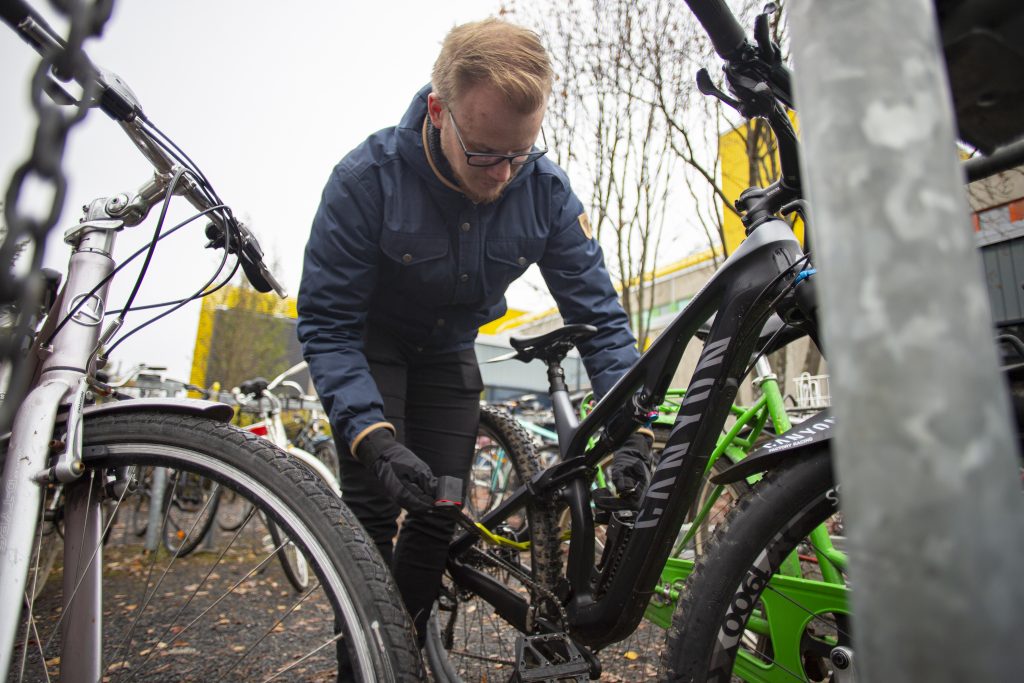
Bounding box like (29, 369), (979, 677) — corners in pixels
(10, 411), (421, 683)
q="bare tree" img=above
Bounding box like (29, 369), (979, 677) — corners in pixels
(511, 0), (677, 346)
(506, 0), (792, 343)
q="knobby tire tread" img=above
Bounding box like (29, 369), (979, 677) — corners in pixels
(663, 444), (835, 682)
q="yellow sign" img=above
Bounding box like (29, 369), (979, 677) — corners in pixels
(719, 114), (804, 255)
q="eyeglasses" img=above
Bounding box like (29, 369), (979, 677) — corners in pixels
(447, 109), (548, 168)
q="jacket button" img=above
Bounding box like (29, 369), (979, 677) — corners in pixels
(436, 318), (446, 327)
(402, 253), (412, 264)
(517, 256), (527, 266)
(459, 273), (469, 282)
(460, 222), (471, 232)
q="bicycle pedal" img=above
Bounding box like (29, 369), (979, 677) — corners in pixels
(511, 632), (595, 682)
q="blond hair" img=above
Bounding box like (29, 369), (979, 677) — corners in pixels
(432, 18), (553, 114)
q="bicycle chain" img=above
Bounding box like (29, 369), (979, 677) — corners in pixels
(464, 536), (568, 633)
(1, 0), (114, 432)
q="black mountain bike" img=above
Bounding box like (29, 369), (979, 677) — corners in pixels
(425, 2), (1023, 681)
(425, 3), (818, 679)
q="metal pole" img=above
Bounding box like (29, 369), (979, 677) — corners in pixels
(144, 467), (167, 553)
(788, 1), (1024, 680)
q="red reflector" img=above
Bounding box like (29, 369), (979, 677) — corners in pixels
(247, 424), (268, 437)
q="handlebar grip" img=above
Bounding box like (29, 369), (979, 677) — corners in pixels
(684, 0), (749, 59)
(0, 0), (54, 38)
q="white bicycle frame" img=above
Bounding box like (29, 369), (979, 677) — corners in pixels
(0, 115), (280, 681)
(233, 361), (341, 496)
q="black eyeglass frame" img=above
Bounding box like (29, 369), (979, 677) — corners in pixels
(447, 109), (548, 168)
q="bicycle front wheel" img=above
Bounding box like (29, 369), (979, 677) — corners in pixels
(13, 410), (422, 682)
(664, 444), (850, 682)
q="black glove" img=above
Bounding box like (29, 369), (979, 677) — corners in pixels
(610, 431), (654, 506)
(355, 428), (438, 513)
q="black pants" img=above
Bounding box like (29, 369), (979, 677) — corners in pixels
(338, 324), (482, 642)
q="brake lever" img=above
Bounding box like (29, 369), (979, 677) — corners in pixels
(696, 68), (743, 113)
(204, 220), (287, 297)
(754, 3), (781, 64)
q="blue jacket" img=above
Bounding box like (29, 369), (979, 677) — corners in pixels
(297, 85), (639, 447)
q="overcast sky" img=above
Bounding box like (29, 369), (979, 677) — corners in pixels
(1, 0), (542, 382)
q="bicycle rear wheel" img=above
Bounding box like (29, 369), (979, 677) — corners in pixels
(12, 410), (422, 682)
(266, 515), (311, 592)
(425, 404), (561, 682)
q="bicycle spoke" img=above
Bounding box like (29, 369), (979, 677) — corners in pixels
(18, 495), (51, 682)
(112, 502), (261, 680)
(109, 468), (205, 659)
(218, 580), (322, 678)
(20, 592), (53, 683)
(762, 582), (853, 642)
(260, 631), (344, 683)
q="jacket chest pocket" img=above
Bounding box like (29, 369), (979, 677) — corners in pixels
(380, 231), (453, 297)
(484, 238), (546, 292)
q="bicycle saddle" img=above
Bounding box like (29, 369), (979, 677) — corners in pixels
(239, 377), (269, 397)
(507, 324), (599, 364)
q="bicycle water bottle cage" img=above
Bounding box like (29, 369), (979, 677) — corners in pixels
(509, 324), (598, 365)
(239, 377), (269, 398)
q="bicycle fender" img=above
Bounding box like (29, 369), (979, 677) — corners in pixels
(711, 409), (834, 485)
(83, 397), (234, 422)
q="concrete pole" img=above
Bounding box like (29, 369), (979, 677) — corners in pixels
(788, 0), (1024, 679)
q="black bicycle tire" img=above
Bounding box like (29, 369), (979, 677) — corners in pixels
(664, 443), (842, 682)
(216, 487), (254, 531)
(266, 515), (311, 592)
(314, 439), (341, 482)
(33, 410), (422, 682)
(425, 403), (561, 682)
(162, 473), (222, 557)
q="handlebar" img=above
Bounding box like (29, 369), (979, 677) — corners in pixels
(683, 0), (750, 60)
(2, 0), (287, 298)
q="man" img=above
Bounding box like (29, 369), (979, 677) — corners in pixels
(297, 17), (652, 643)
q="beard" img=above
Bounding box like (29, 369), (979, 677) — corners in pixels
(451, 166), (517, 205)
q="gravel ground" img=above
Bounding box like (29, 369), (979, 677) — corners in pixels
(15, 505), (676, 683)
(12, 501), (345, 682)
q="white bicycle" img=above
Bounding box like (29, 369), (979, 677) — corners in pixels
(0, 4), (421, 681)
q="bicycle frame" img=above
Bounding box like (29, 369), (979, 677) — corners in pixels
(449, 218), (809, 648)
(234, 371), (341, 496)
(0, 121), (275, 683)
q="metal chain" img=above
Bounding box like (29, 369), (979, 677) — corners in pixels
(464, 539), (569, 632)
(1, 0), (115, 431)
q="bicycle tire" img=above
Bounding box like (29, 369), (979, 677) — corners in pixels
(314, 440), (341, 483)
(162, 471), (222, 557)
(425, 404), (561, 682)
(266, 516), (311, 592)
(216, 487), (254, 531)
(664, 444), (850, 682)
(13, 410), (422, 682)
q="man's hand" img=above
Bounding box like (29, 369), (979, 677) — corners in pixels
(609, 430), (654, 507)
(355, 428), (437, 513)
